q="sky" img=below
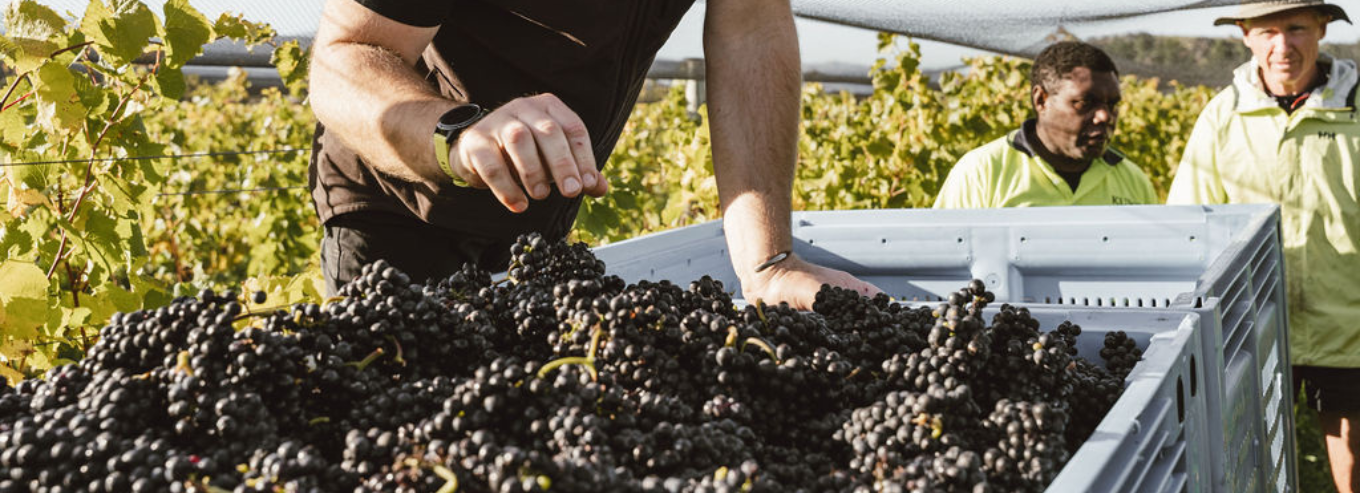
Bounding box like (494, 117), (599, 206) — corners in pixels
(30, 0), (1360, 71)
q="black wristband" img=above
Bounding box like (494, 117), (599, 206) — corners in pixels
(754, 250), (792, 273)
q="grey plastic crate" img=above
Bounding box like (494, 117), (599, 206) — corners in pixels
(1174, 211), (1294, 493)
(1031, 309), (1209, 493)
(592, 204), (1290, 492)
(594, 205), (1274, 307)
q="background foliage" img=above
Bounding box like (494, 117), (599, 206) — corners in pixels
(0, 0), (314, 382)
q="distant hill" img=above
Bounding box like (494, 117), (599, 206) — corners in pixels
(1090, 33), (1360, 89)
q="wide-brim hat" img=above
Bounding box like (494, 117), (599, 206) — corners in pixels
(1213, 0), (1351, 26)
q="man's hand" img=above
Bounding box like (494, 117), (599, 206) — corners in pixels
(740, 254), (883, 310)
(444, 94), (608, 213)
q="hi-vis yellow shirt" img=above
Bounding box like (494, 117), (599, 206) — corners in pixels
(933, 120), (1158, 209)
(1169, 55), (1360, 368)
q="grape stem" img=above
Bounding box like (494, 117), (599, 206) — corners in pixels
(537, 356), (598, 381)
(587, 324), (603, 361)
(386, 335), (407, 366)
(742, 337), (779, 363)
(433, 464), (459, 493)
(175, 351), (194, 376)
(232, 304), (292, 322)
(400, 458), (459, 493)
(346, 348), (385, 372)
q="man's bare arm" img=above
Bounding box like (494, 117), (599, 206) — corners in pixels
(309, 0), (450, 184)
(704, 0), (881, 309)
(309, 0), (606, 212)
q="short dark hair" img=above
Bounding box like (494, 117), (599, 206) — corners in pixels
(1030, 41), (1119, 91)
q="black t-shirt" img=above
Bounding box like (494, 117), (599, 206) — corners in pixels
(1055, 168), (1083, 192)
(309, 0), (695, 244)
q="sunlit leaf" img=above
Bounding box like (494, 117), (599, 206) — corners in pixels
(80, 0), (159, 67)
(2, 0), (68, 72)
(33, 60), (86, 132)
(161, 0), (212, 69)
(0, 260), (50, 339)
(154, 66), (185, 100)
(270, 39), (308, 97)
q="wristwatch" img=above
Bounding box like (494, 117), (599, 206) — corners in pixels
(432, 103), (486, 187)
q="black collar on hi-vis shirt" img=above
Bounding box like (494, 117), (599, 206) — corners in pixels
(1010, 118), (1123, 166)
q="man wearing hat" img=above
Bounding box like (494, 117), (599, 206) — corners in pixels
(1168, 1), (1359, 490)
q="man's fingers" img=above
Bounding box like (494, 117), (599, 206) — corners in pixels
(497, 120), (550, 200)
(456, 94), (600, 211)
(513, 103), (583, 198)
(544, 99), (604, 196)
(463, 137), (528, 213)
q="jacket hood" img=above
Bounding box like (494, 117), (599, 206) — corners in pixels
(1230, 53), (1358, 112)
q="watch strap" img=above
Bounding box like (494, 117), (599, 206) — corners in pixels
(433, 132), (469, 187)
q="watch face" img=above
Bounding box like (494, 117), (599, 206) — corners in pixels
(439, 104), (484, 130)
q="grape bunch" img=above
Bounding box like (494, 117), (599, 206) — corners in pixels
(1100, 331), (1144, 379)
(0, 232), (1145, 493)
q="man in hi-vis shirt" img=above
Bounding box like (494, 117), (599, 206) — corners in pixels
(1167, 1), (1359, 490)
(934, 41), (1157, 209)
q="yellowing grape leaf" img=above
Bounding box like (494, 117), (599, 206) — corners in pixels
(80, 0), (159, 67)
(270, 39), (308, 96)
(34, 61), (86, 133)
(2, 0), (67, 72)
(212, 13), (275, 46)
(161, 0), (212, 69)
(0, 260), (50, 340)
(2, 152), (52, 215)
(0, 338), (33, 380)
(0, 104), (28, 145)
(59, 306), (92, 328)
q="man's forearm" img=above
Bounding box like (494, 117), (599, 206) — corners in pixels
(310, 42), (455, 185)
(704, 0), (802, 278)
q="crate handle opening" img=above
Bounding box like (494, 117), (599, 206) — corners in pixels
(1190, 354), (1198, 398)
(1176, 376), (1186, 424)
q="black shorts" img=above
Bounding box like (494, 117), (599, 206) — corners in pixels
(320, 211), (511, 296)
(1292, 366), (1360, 413)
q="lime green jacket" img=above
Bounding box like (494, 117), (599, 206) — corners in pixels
(934, 120), (1158, 208)
(1168, 55), (1360, 368)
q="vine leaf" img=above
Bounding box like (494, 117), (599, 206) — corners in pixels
(161, 0), (212, 69)
(1, 0), (67, 73)
(4, 148), (49, 193)
(0, 103), (26, 143)
(154, 67), (185, 100)
(0, 260), (51, 340)
(73, 70), (112, 114)
(212, 13), (276, 47)
(58, 306), (92, 330)
(0, 216), (36, 259)
(105, 175), (153, 219)
(271, 39), (308, 97)
(3, 168), (48, 217)
(80, 0), (159, 67)
(34, 60), (86, 133)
